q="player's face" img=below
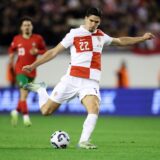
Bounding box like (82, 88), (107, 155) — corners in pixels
(84, 15), (101, 32)
(20, 20), (33, 35)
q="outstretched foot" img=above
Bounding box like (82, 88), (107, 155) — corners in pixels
(78, 141), (97, 149)
(23, 82), (47, 92)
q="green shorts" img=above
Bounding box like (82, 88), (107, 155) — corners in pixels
(16, 74), (34, 88)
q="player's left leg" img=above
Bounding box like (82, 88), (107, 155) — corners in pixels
(19, 88), (32, 127)
(78, 95), (100, 149)
(11, 88), (31, 127)
(13, 74), (33, 127)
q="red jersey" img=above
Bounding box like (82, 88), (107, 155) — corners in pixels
(9, 34), (46, 78)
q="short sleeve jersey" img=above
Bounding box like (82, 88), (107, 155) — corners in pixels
(9, 34), (46, 78)
(60, 25), (113, 81)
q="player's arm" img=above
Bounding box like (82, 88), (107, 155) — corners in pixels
(22, 43), (65, 73)
(8, 46), (16, 78)
(9, 53), (15, 67)
(8, 42), (16, 68)
(111, 33), (155, 46)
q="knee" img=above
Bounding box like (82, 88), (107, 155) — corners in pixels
(89, 101), (99, 114)
(92, 106), (99, 114)
(41, 105), (52, 116)
(41, 109), (50, 116)
(40, 102), (60, 116)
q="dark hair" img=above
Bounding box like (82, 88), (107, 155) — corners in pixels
(85, 7), (102, 18)
(19, 16), (33, 26)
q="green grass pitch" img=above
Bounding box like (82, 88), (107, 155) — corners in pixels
(0, 114), (160, 160)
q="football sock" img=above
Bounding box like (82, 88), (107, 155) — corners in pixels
(37, 88), (49, 108)
(23, 114), (30, 121)
(20, 101), (28, 115)
(79, 114), (98, 143)
(12, 109), (18, 115)
(16, 101), (22, 113)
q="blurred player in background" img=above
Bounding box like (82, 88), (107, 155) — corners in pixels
(116, 60), (129, 88)
(22, 8), (154, 148)
(9, 17), (46, 127)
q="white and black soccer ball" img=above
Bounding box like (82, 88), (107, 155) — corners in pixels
(50, 130), (70, 149)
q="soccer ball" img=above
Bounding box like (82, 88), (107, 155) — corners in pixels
(50, 130), (70, 149)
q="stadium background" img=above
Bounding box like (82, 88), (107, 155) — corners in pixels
(0, 1), (160, 159)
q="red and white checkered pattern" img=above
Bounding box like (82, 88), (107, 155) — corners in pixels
(60, 25), (113, 81)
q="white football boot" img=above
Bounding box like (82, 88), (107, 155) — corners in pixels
(23, 115), (32, 127)
(78, 141), (97, 149)
(23, 82), (47, 92)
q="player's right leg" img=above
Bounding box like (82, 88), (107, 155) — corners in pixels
(40, 99), (60, 115)
(24, 75), (78, 115)
(24, 82), (61, 115)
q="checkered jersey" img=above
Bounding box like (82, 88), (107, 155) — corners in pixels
(60, 25), (113, 81)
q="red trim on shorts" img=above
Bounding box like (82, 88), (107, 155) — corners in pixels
(90, 52), (101, 70)
(70, 66), (90, 78)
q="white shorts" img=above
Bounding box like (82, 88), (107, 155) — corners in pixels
(49, 75), (101, 104)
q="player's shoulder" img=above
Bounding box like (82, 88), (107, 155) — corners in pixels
(13, 34), (22, 40)
(32, 34), (44, 39)
(67, 27), (85, 38)
(92, 29), (105, 36)
(69, 27), (82, 34)
(11, 34), (23, 43)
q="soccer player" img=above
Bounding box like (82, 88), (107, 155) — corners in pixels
(9, 17), (46, 127)
(22, 8), (154, 147)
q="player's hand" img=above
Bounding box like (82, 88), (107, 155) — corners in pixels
(143, 33), (155, 40)
(22, 65), (33, 73)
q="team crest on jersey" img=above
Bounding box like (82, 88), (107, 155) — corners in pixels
(32, 42), (36, 47)
(17, 43), (22, 47)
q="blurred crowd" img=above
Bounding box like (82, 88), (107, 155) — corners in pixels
(0, 0), (160, 50)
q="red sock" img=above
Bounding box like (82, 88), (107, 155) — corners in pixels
(16, 101), (22, 113)
(21, 101), (28, 115)
(17, 101), (28, 115)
